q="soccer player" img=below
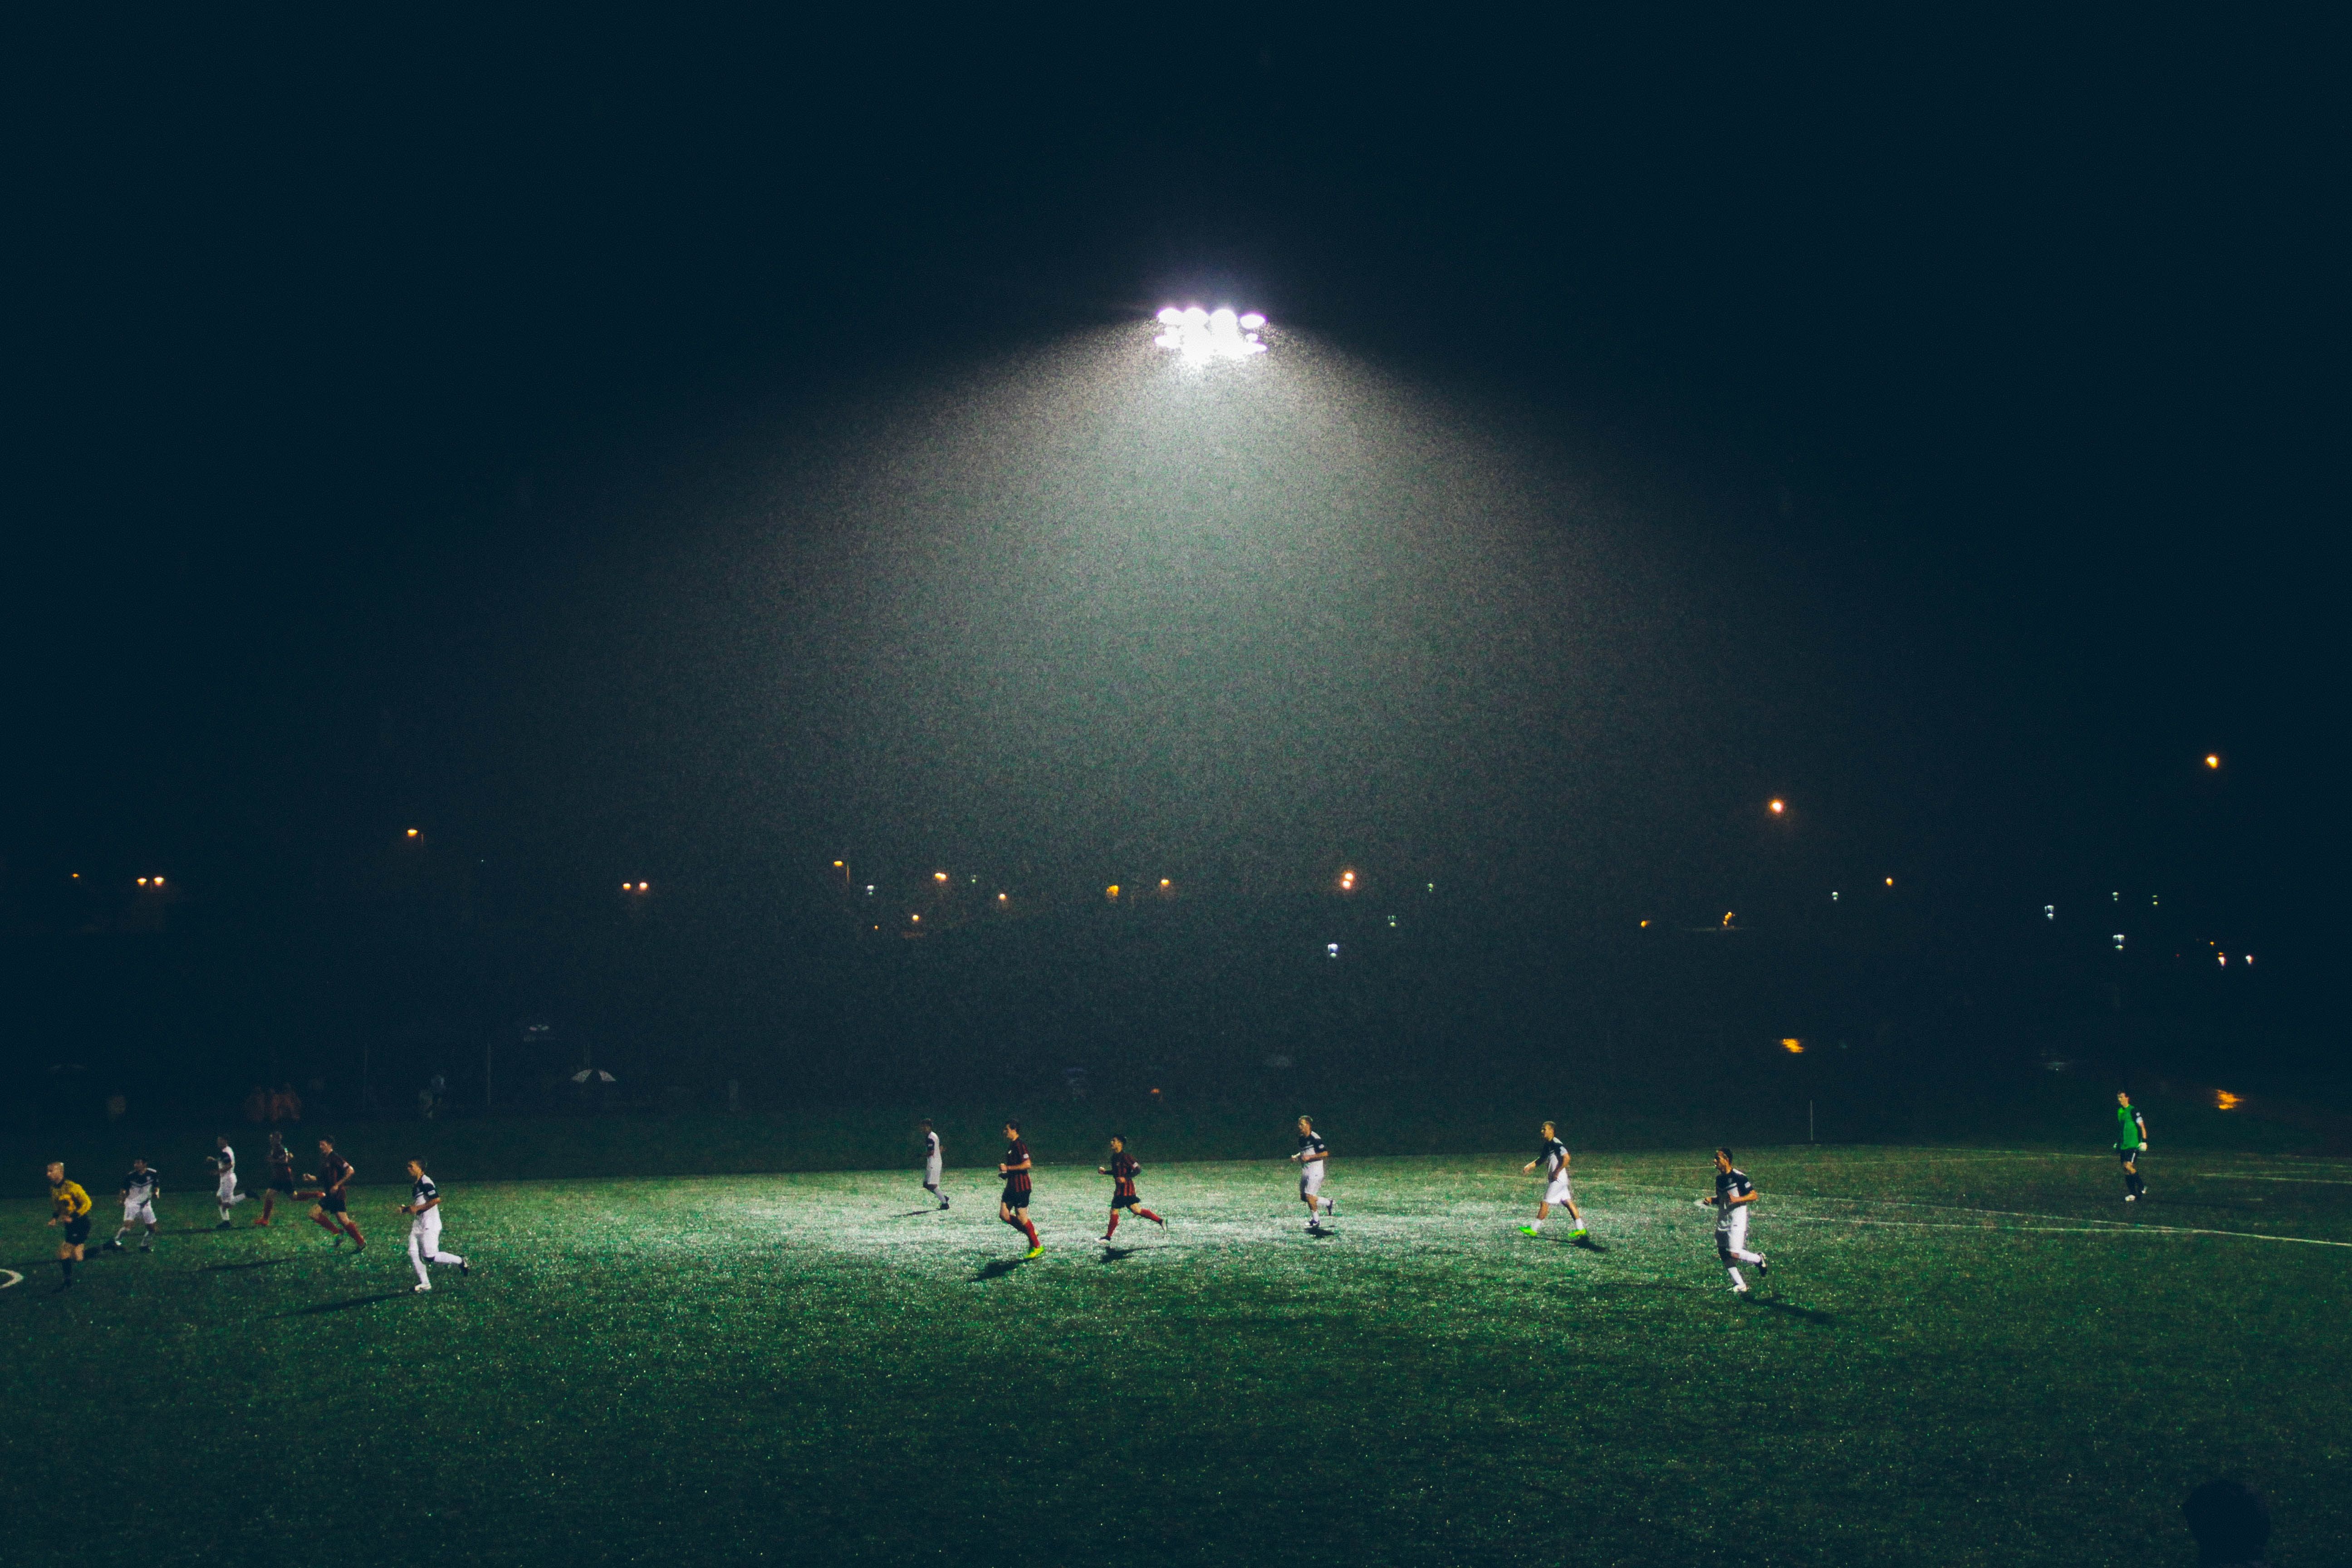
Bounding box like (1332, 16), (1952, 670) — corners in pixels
(46, 1162), (93, 1290)
(256, 1131), (296, 1226)
(995, 1121), (1042, 1258)
(1290, 1115), (1337, 1232)
(207, 1134), (249, 1228)
(920, 1119), (947, 1210)
(107, 1158), (162, 1252)
(1518, 1121), (1589, 1241)
(304, 1137), (366, 1251)
(1698, 1147), (1767, 1294)
(396, 1158), (469, 1292)
(2115, 1091), (2151, 1202)
(1096, 1134), (1166, 1241)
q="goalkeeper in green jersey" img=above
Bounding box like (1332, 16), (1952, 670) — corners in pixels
(2114, 1091), (2150, 1202)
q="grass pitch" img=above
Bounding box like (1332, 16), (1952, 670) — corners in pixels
(6, 1146), (2348, 1566)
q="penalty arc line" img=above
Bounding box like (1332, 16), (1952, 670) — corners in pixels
(0, 1269), (21, 1290)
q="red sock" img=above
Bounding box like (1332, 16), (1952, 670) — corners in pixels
(1022, 1220), (1040, 1247)
(343, 1222), (366, 1245)
(311, 1213), (340, 1234)
(1105, 1212), (1120, 1237)
(1137, 1208), (1162, 1223)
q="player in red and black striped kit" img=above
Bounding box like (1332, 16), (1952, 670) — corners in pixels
(1097, 1135), (1165, 1241)
(996, 1122), (1043, 1258)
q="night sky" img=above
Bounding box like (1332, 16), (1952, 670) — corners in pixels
(10, 15), (2337, 980)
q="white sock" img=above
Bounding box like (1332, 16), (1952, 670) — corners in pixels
(428, 1250), (464, 1267)
(1528, 1218), (1543, 1230)
(219, 1205), (232, 1222)
(1727, 1268), (1747, 1290)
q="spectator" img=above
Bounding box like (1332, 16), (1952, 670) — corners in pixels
(2183, 1479), (2271, 1567)
(245, 1086), (268, 1124)
(106, 1093), (127, 1124)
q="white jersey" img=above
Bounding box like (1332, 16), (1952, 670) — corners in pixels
(1536, 1137), (1573, 1203)
(1296, 1130), (1328, 1196)
(213, 1147), (238, 1195)
(923, 1131), (942, 1167)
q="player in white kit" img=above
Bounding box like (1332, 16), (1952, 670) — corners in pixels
(1517, 1122), (1589, 1241)
(207, 1135), (249, 1228)
(1698, 1147), (1767, 1294)
(1291, 1116), (1338, 1233)
(107, 1158), (162, 1252)
(919, 1119), (947, 1210)
(397, 1158), (469, 1292)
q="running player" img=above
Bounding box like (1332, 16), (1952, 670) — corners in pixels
(1097, 1134), (1166, 1241)
(1518, 1121), (1589, 1241)
(995, 1121), (1042, 1258)
(396, 1158), (468, 1293)
(303, 1137), (366, 1251)
(1697, 1147), (1767, 1294)
(2115, 1091), (2151, 1202)
(207, 1134), (249, 1228)
(106, 1158), (162, 1252)
(920, 1119), (947, 1210)
(1290, 1115), (1337, 1232)
(46, 1162), (93, 1290)
(256, 1131), (296, 1226)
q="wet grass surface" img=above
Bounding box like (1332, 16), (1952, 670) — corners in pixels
(5, 1146), (2348, 1565)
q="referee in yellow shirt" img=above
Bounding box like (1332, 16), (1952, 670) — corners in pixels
(46, 1162), (93, 1290)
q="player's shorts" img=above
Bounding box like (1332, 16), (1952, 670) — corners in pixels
(1716, 1209), (1749, 1254)
(410, 1212), (442, 1244)
(63, 1215), (92, 1245)
(1000, 1182), (1031, 1210)
(2117, 1147), (2142, 1163)
(315, 1190), (348, 1214)
(1110, 1192), (1140, 1210)
(216, 1175), (239, 1197)
(1544, 1176), (1575, 1207)
(923, 1160), (943, 1188)
(123, 1199), (157, 1226)
(1299, 1163), (1326, 1198)
(269, 1173), (296, 1195)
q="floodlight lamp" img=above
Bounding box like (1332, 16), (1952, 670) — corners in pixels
(1152, 304), (1271, 363)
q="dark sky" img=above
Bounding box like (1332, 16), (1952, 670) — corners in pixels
(9, 13), (2338, 938)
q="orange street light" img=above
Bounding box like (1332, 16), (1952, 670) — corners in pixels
(2205, 754), (2220, 769)
(1780, 1038), (1805, 1054)
(406, 828), (420, 839)
(1884, 877), (1895, 887)
(933, 871), (949, 884)
(1768, 799), (1785, 815)
(1338, 868), (1357, 892)
(1106, 884), (1121, 900)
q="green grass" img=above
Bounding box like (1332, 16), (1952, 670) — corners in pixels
(6, 1146), (2348, 1566)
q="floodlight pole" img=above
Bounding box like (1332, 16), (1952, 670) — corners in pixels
(1809, 1100), (1816, 1143)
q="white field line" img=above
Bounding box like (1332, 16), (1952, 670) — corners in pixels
(1785, 1215), (2352, 1250)
(0, 1268), (21, 1289)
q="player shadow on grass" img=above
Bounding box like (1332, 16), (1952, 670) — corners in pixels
(1747, 1296), (1835, 1325)
(278, 1290), (412, 1317)
(1097, 1246), (1138, 1263)
(969, 1258), (1028, 1282)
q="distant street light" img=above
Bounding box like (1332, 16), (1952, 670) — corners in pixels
(406, 828), (421, 839)
(1768, 799), (1785, 815)
(1338, 869), (1357, 892)
(2205, 754), (2221, 769)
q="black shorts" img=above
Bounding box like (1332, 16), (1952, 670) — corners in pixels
(316, 1190), (348, 1214)
(1110, 1193), (1140, 1210)
(1000, 1183), (1031, 1210)
(2117, 1147), (2142, 1164)
(269, 1174), (296, 1195)
(63, 1215), (92, 1245)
